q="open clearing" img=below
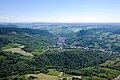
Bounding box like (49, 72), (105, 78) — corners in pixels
(26, 74), (58, 80)
(3, 45), (33, 56)
(26, 73), (81, 80)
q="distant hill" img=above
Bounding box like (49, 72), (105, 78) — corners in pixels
(0, 27), (55, 53)
(65, 28), (120, 53)
(0, 27), (53, 37)
(113, 29), (120, 34)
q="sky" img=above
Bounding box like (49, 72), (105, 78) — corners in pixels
(0, 0), (120, 22)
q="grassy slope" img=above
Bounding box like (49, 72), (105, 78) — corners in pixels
(2, 43), (33, 56)
(1, 43), (22, 50)
(26, 74), (58, 80)
(25, 69), (81, 80)
(47, 69), (60, 76)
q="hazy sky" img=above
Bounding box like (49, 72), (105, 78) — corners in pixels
(0, 0), (120, 22)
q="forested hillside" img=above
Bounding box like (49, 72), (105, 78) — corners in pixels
(0, 27), (55, 53)
(0, 49), (117, 79)
(0, 27), (53, 37)
(65, 28), (120, 53)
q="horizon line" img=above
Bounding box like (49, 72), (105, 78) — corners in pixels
(0, 22), (120, 24)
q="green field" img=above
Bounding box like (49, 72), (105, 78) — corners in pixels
(25, 69), (81, 80)
(3, 43), (33, 56)
(2, 43), (22, 50)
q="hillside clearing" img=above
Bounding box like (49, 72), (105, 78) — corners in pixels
(26, 74), (58, 80)
(3, 45), (33, 56)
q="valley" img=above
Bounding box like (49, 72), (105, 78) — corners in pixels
(0, 23), (120, 80)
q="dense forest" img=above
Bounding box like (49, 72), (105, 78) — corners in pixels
(0, 49), (117, 79)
